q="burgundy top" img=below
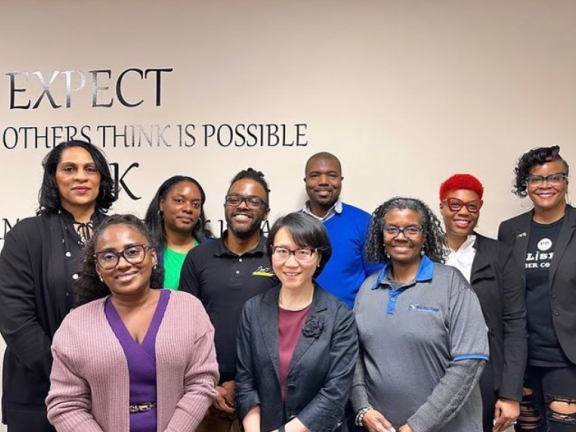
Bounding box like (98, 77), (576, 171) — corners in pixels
(106, 289), (170, 432)
(278, 304), (311, 400)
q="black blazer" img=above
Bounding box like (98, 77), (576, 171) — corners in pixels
(236, 284), (358, 432)
(498, 204), (576, 364)
(471, 234), (527, 401)
(0, 212), (105, 429)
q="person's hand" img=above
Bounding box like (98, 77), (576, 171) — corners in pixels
(363, 409), (395, 432)
(213, 380), (236, 413)
(398, 424), (414, 432)
(493, 398), (519, 432)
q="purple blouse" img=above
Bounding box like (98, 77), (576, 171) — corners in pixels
(105, 289), (170, 432)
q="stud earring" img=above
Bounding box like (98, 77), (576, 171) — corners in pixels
(98, 275), (103, 282)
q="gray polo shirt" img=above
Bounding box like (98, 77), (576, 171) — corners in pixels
(351, 256), (489, 432)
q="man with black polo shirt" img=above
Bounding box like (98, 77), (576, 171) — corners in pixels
(180, 168), (277, 432)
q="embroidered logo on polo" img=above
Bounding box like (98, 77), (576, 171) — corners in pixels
(252, 266), (274, 277)
(408, 304), (439, 313)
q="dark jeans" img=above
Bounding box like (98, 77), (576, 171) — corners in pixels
(516, 364), (576, 432)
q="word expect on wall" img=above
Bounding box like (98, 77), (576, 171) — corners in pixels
(6, 68), (174, 109)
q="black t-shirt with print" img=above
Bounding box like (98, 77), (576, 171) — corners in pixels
(525, 218), (570, 366)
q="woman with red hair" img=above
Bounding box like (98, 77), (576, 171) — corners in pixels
(439, 174), (527, 432)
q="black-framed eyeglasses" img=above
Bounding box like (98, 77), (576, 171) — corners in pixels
(271, 246), (317, 262)
(525, 172), (567, 187)
(443, 197), (483, 214)
(225, 194), (268, 209)
(94, 244), (153, 270)
(383, 225), (423, 239)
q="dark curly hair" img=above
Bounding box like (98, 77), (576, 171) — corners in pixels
(266, 212), (332, 278)
(513, 145), (569, 198)
(229, 168), (270, 204)
(74, 214), (164, 307)
(38, 140), (117, 215)
(366, 197), (447, 264)
(144, 175), (214, 253)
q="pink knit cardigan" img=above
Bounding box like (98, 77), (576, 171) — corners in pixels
(46, 290), (218, 432)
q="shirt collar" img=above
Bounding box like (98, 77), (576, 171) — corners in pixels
(302, 199), (343, 222)
(214, 230), (267, 257)
(372, 255), (435, 289)
(447, 234), (477, 254)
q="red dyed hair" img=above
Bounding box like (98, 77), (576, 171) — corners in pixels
(439, 174), (484, 200)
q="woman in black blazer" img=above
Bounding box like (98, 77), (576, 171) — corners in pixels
(0, 140), (116, 432)
(439, 174), (527, 432)
(236, 212), (358, 432)
(498, 146), (576, 432)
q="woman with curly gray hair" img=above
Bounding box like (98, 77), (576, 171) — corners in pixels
(351, 197), (489, 432)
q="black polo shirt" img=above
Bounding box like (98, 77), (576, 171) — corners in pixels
(179, 231), (277, 383)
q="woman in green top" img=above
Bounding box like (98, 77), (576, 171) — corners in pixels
(145, 175), (214, 289)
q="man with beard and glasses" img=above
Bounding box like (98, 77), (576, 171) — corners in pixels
(301, 152), (382, 308)
(180, 168), (277, 432)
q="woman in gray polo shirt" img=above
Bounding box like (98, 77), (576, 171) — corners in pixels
(351, 197), (489, 432)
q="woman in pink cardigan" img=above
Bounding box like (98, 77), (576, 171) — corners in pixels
(46, 214), (218, 432)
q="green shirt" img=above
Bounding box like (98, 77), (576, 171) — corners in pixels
(163, 245), (193, 290)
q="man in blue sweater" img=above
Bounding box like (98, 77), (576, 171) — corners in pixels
(301, 152), (382, 308)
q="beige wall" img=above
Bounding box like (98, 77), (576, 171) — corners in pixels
(2, 1), (576, 430)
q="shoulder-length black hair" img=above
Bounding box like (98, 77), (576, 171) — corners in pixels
(37, 140), (117, 215)
(266, 212), (332, 278)
(513, 145), (570, 198)
(365, 197), (447, 264)
(144, 175), (214, 252)
(74, 214), (163, 307)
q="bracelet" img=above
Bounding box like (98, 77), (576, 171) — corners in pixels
(355, 406), (372, 427)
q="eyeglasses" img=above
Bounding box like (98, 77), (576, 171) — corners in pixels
(383, 225), (423, 239)
(225, 194), (268, 209)
(443, 197), (484, 214)
(94, 244), (153, 270)
(271, 246), (317, 262)
(525, 172), (567, 187)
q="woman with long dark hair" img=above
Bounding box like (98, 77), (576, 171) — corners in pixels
(145, 175), (213, 289)
(0, 140), (116, 432)
(46, 214), (218, 431)
(499, 146), (576, 432)
(351, 197), (489, 432)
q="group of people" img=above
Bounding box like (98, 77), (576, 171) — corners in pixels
(0, 140), (574, 432)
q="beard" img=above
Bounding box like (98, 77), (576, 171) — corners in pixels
(226, 212), (263, 239)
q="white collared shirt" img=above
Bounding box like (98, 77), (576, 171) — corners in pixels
(445, 235), (477, 283)
(302, 199), (343, 223)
